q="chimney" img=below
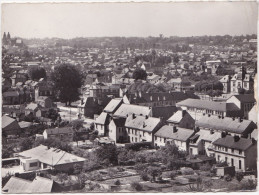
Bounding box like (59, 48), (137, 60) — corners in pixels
(234, 135), (240, 142)
(145, 115), (148, 119)
(132, 113), (136, 119)
(218, 115), (221, 119)
(81, 99), (84, 105)
(208, 114), (211, 117)
(182, 110), (186, 117)
(239, 118), (243, 122)
(143, 122), (146, 128)
(173, 126), (177, 133)
(251, 138), (256, 145)
(210, 129), (214, 134)
(221, 132), (226, 138)
(222, 116), (224, 119)
(203, 113), (205, 116)
(232, 117), (235, 121)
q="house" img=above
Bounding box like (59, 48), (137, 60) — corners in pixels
(219, 75), (231, 93)
(18, 145), (85, 172)
(195, 115), (256, 138)
(2, 90), (21, 105)
(2, 176), (54, 193)
(212, 135), (257, 172)
(167, 77), (191, 92)
(167, 110), (195, 129)
(125, 114), (161, 144)
(25, 103), (39, 116)
(226, 94), (256, 119)
(43, 127), (74, 142)
(11, 72), (27, 86)
(103, 98), (124, 115)
(230, 66), (254, 94)
(154, 125), (194, 151)
(94, 112), (110, 136)
(109, 118), (127, 143)
(2, 115), (21, 135)
(113, 104), (152, 118)
(176, 98), (242, 120)
(189, 129), (222, 156)
(89, 83), (120, 98)
(34, 82), (53, 101)
(36, 96), (53, 108)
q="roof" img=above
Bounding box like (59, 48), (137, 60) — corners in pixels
(196, 115), (256, 134)
(103, 98), (122, 113)
(167, 110), (187, 123)
(125, 115), (161, 132)
(25, 103), (39, 111)
(3, 91), (19, 97)
(155, 125), (194, 141)
(2, 176), (53, 194)
(112, 118), (126, 127)
(176, 98), (239, 112)
(95, 112), (109, 125)
(230, 94), (256, 103)
(18, 121), (33, 129)
(114, 104), (152, 118)
(2, 115), (17, 129)
(19, 145), (85, 166)
(190, 130), (222, 145)
(44, 127), (73, 135)
(152, 106), (178, 120)
(213, 135), (255, 151)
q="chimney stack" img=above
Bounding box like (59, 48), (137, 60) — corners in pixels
(234, 135), (240, 142)
(173, 126), (177, 133)
(145, 115), (148, 119)
(132, 113), (136, 119)
(182, 110), (186, 117)
(221, 132), (226, 138)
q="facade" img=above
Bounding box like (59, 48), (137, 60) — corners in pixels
(212, 135), (257, 172)
(226, 94), (256, 119)
(108, 118), (127, 143)
(89, 83), (120, 98)
(94, 112), (110, 136)
(219, 75), (231, 93)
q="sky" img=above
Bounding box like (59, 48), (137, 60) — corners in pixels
(1, 2), (258, 39)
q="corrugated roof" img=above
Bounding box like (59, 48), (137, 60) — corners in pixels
(196, 115), (255, 134)
(19, 145), (85, 166)
(125, 115), (161, 132)
(114, 104), (151, 118)
(213, 135), (255, 151)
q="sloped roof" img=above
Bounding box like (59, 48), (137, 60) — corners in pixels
(18, 121), (33, 129)
(196, 115), (256, 134)
(103, 98), (123, 113)
(3, 91), (19, 97)
(25, 103), (39, 111)
(230, 94), (256, 103)
(2, 176), (53, 194)
(95, 112), (109, 125)
(19, 145), (85, 166)
(213, 135), (255, 151)
(167, 110), (186, 123)
(114, 104), (152, 118)
(112, 118), (126, 127)
(125, 115), (161, 132)
(2, 115), (17, 129)
(176, 98), (239, 112)
(190, 130), (222, 145)
(45, 127), (73, 135)
(155, 125), (194, 141)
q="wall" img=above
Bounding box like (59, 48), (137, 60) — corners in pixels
(244, 144), (257, 171)
(108, 120), (118, 143)
(20, 158), (40, 171)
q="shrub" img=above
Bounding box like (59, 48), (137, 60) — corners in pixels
(180, 167), (194, 175)
(240, 179), (257, 190)
(170, 171), (177, 180)
(199, 163), (211, 172)
(235, 172), (244, 182)
(114, 179), (121, 186)
(224, 174), (232, 182)
(131, 182), (143, 191)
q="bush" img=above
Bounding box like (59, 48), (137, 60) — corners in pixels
(240, 179), (257, 190)
(224, 174), (232, 182)
(114, 179), (121, 186)
(169, 171), (177, 180)
(131, 182), (143, 191)
(235, 172), (244, 182)
(180, 167), (194, 175)
(199, 163), (211, 172)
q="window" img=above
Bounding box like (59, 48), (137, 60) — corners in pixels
(225, 147), (228, 152)
(225, 157), (228, 163)
(239, 160), (242, 169)
(30, 162), (38, 167)
(143, 132), (145, 136)
(239, 150), (242, 155)
(132, 137), (133, 142)
(231, 148), (234, 153)
(217, 155), (221, 162)
(155, 136), (157, 141)
(164, 138), (166, 143)
(135, 138), (137, 142)
(231, 158), (234, 166)
(135, 130), (137, 135)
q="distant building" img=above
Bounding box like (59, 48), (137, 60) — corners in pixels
(43, 127), (74, 142)
(2, 115), (21, 135)
(167, 110), (195, 129)
(109, 117), (127, 143)
(94, 112), (110, 136)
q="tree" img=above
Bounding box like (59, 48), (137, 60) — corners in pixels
(132, 68), (147, 80)
(51, 64), (84, 106)
(147, 167), (162, 182)
(28, 67), (46, 81)
(19, 137), (34, 151)
(95, 144), (118, 166)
